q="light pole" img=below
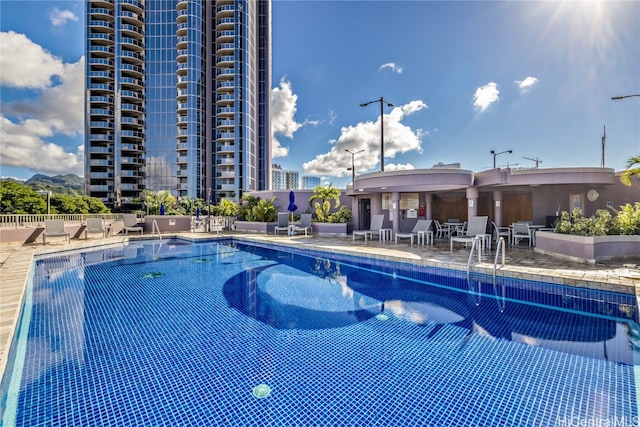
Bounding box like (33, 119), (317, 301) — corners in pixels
(345, 149), (365, 185)
(611, 94), (640, 100)
(490, 149), (512, 168)
(39, 190), (52, 215)
(207, 187), (211, 232)
(360, 97), (393, 172)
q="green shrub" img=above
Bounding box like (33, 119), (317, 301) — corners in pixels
(554, 204), (639, 236)
(327, 206), (352, 223)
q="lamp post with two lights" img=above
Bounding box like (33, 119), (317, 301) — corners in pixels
(345, 149), (365, 186)
(360, 97), (394, 172)
(490, 149), (513, 168)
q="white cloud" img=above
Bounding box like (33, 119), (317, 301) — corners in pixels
(328, 109), (337, 126)
(0, 31), (65, 89)
(473, 82), (500, 112)
(0, 116), (83, 175)
(384, 163), (415, 171)
(271, 77), (303, 158)
(0, 33), (84, 176)
(515, 76), (539, 93)
(50, 8), (79, 27)
(379, 63), (404, 74)
(302, 101), (428, 177)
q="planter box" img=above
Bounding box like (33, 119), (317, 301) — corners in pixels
(311, 222), (352, 236)
(235, 221), (277, 234)
(535, 231), (640, 264)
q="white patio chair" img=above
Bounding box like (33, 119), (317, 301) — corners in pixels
(353, 214), (384, 242)
(274, 212), (290, 235)
(85, 218), (107, 239)
(433, 220), (448, 239)
(292, 213), (312, 236)
(395, 219), (431, 246)
(123, 214), (143, 235)
(450, 216), (489, 251)
(512, 223), (533, 246)
(492, 221), (510, 246)
(43, 219), (70, 244)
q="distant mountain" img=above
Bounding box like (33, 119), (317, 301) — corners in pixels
(25, 174), (84, 196)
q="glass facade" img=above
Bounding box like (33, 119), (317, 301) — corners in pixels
(85, 0), (271, 208)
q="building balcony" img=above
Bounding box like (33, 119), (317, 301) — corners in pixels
(216, 30), (234, 44)
(176, 36), (188, 50)
(216, 132), (235, 141)
(89, 45), (113, 57)
(89, 20), (113, 30)
(89, 120), (113, 129)
(121, 0), (143, 14)
(88, 32), (114, 44)
(89, 133), (113, 142)
(120, 143), (142, 152)
(120, 76), (143, 89)
(216, 4), (235, 18)
(89, 70), (113, 81)
(177, 156), (188, 165)
(121, 90), (143, 101)
(121, 130), (144, 140)
(176, 0), (188, 11)
(177, 49), (188, 62)
(120, 10), (144, 25)
(89, 146), (113, 154)
(120, 24), (144, 39)
(121, 36), (143, 51)
(120, 156), (143, 165)
(121, 50), (144, 65)
(89, 108), (113, 116)
(90, 159), (114, 167)
(216, 19), (234, 33)
(120, 63), (143, 78)
(176, 22), (188, 37)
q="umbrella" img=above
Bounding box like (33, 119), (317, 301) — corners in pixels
(195, 206), (200, 221)
(160, 203), (165, 215)
(287, 190), (297, 221)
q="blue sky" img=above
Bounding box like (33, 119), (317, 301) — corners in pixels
(1, 1), (639, 189)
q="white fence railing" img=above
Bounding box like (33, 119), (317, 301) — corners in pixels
(0, 214), (124, 229)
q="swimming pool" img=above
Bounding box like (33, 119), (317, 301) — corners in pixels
(2, 238), (638, 426)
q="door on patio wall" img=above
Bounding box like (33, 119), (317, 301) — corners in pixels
(359, 199), (371, 230)
(502, 192), (532, 225)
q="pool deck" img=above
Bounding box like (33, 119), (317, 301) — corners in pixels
(2, 231), (640, 383)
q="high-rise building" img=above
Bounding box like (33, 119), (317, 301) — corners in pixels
(85, 0), (271, 209)
(271, 164), (299, 190)
(301, 176), (321, 190)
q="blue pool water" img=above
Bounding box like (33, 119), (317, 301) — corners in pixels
(2, 238), (638, 426)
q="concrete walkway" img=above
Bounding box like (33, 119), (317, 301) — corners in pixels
(2, 231), (639, 382)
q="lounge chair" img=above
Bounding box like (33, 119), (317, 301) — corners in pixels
(352, 214), (384, 242)
(123, 214), (143, 235)
(43, 219), (70, 244)
(512, 222), (533, 246)
(450, 216), (489, 251)
(492, 221), (510, 246)
(395, 219), (432, 246)
(292, 213), (312, 236)
(274, 212), (290, 235)
(85, 218), (107, 239)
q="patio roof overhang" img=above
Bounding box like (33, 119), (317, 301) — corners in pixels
(475, 167), (617, 189)
(348, 169), (475, 195)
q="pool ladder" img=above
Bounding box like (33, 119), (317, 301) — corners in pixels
(466, 236), (482, 305)
(493, 237), (506, 312)
(152, 219), (162, 244)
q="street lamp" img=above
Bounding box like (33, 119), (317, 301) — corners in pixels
(490, 149), (512, 168)
(360, 97), (393, 172)
(611, 94), (640, 100)
(39, 190), (52, 215)
(207, 187), (211, 232)
(345, 149), (365, 185)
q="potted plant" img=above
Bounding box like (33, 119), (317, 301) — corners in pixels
(535, 204), (640, 263)
(235, 195), (279, 233)
(308, 185), (353, 236)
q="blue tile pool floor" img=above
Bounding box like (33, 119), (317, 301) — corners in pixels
(3, 239), (638, 426)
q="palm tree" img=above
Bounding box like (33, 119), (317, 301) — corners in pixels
(620, 155), (640, 186)
(309, 184), (341, 222)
